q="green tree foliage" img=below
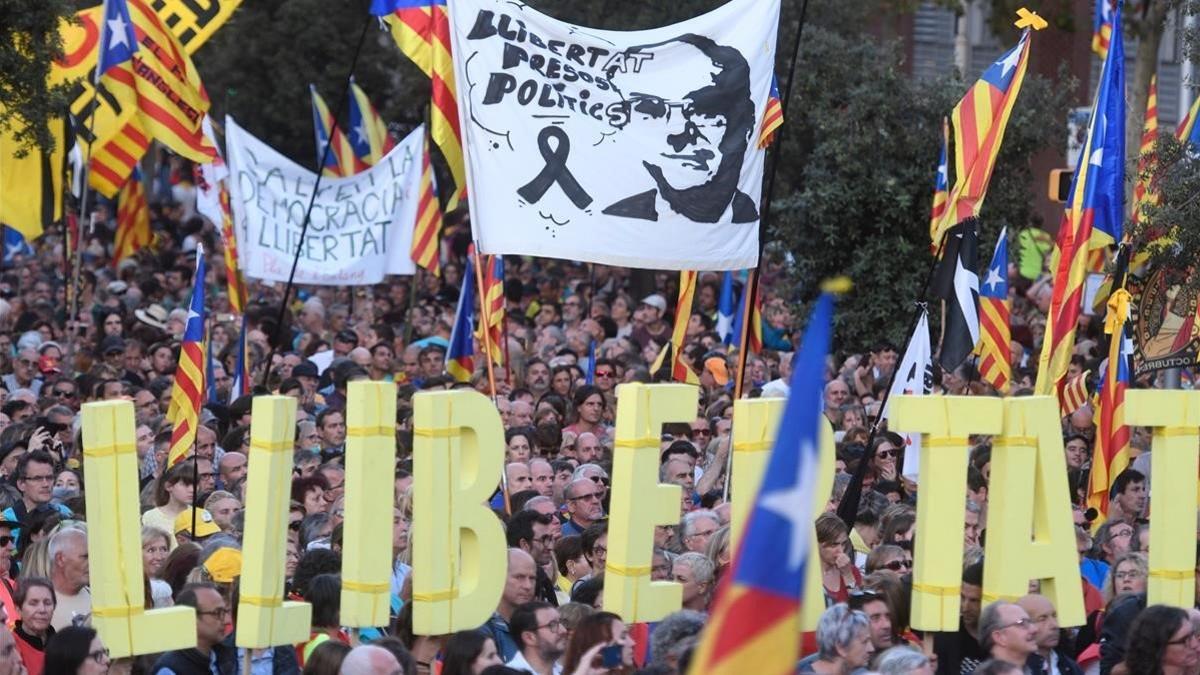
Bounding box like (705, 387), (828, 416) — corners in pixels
(770, 2), (1072, 351)
(0, 0), (76, 156)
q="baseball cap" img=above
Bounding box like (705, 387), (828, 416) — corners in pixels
(704, 356), (729, 386)
(100, 335), (126, 355)
(640, 294), (667, 313)
(203, 547), (243, 583)
(174, 508), (221, 539)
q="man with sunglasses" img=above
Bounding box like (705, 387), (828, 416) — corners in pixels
(153, 582), (237, 674)
(561, 478), (604, 537)
(1, 349), (41, 397)
(978, 600), (1038, 672)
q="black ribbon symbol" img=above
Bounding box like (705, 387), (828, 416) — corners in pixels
(518, 126), (593, 209)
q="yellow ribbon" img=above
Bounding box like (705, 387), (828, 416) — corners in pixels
(413, 427), (457, 438)
(912, 582), (959, 597)
(991, 436), (1037, 448)
(1159, 427), (1196, 438)
(1105, 289), (1132, 335)
(249, 438), (292, 454)
(733, 440), (772, 453)
(605, 563), (650, 578)
(343, 580), (390, 594)
(926, 437), (969, 448)
(613, 438), (660, 449)
(240, 594), (283, 608)
(83, 442), (137, 458)
(413, 587), (459, 602)
(1150, 569), (1193, 580)
(347, 426), (393, 438)
(92, 605), (146, 619)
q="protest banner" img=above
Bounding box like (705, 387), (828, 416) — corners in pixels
(225, 117), (421, 285)
(447, 0), (780, 270)
(1129, 268), (1200, 375)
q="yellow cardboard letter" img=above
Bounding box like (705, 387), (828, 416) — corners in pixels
(729, 398), (784, 548)
(342, 381), (399, 626)
(1124, 390), (1200, 608)
(607, 383), (693, 622)
(237, 396), (312, 648)
(82, 401), (196, 658)
(984, 396), (1085, 627)
(413, 389), (507, 634)
(890, 395), (1003, 631)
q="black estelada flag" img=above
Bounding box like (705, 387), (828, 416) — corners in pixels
(933, 219), (980, 372)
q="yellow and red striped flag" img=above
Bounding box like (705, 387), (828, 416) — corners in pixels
(91, 0), (215, 197)
(1093, 0), (1115, 60)
(373, 0), (466, 210)
(1088, 289), (1133, 519)
(1060, 369), (1091, 417)
(114, 168), (152, 265)
(166, 245), (208, 468)
(410, 138), (443, 275)
(977, 227), (1010, 392)
(1131, 74), (1159, 227)
(1035, 2), (1125, 399)
(347, 78), (396, 166)
(928, 118), (950, 250)
(217, 185), (246, 312)
(475, 253), (505, 367)
(310, 84), (363, 178)
(758, 75), (784, 148)
(934, 30), (1032, 247)
(671, 271), (699, 384)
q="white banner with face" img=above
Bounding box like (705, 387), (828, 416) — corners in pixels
(226, 116), (420, 285)
(448, 0), (780, 270)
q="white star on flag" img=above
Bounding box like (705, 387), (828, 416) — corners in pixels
(984, 266), (1004, 292)
(757, 438), (818, 571)
(107, 14), (131, 50)
(354, 122), (368, 146)
(1090, 146), (1104, 167)
(999, 44), (1022, 77)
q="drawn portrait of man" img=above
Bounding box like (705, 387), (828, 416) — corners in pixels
(602, 33), (758, 224)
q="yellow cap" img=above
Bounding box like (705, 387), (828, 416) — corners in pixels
(203, 547), (243, 583)
(174, 507), (221, 539)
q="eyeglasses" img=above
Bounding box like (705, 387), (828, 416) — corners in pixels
(883, 559), (913, 571)
(997, 618), (1032, 631)
(569, 492), (602, 502)
(595, 371), (614, 379)
(537, 619), (565, 631)
(21, 475), (54, 483)
(691, 428), (712, 437)
(589, 476), (610, 487)
(1114, 571), (1142, 581)
(0, 537), (14, 548)
(1167, 633), (1200, 646)
(52, 389), (75, 398)
(876, 449), (898, 459)
(1110, 529), (1134, 540)
(88, 648), (110, 663)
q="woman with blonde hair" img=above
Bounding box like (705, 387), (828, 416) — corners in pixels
(140, 526), (172, 608)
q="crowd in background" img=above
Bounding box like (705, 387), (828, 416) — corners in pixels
(0, 159), (1190, 675)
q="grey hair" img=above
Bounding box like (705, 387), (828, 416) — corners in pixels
(572, 463), (606, 481)
(673, 552), (714, 586)
(977, 600), (1012, 653)
(680, 510), (719, 539)
(649, 610), (706, 667)
(876, 645), (931, 675)
(523, 495), (555, 512)
(48, 526), (86, 565)
(816, 604), (870, 661)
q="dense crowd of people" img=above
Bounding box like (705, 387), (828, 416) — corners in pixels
(0, 159), (1192, 675)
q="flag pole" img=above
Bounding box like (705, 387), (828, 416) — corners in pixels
(723, 0), (811, 499)
(259, 11), (374, 388)
(835, 235), (944, 529)
(70, 0), (109, 328)
(472, 248), (499, 402)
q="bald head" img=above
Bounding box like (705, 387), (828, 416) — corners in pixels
(349, 347), (372, 368)
(340, 645), (402, 675)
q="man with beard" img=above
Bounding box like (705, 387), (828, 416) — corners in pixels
(507, 602), (567, 675)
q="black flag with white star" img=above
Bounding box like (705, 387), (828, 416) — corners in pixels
(934, 219), (980, 372)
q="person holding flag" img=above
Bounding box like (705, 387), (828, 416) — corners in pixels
(689, 278), (848, 674)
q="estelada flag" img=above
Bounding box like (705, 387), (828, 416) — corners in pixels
(166, 245), (207, 467)
(689, 280), (842, 674)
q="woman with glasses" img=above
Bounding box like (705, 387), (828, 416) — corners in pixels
(1117, 604), (1198, 675)
(865, 544), (912, 578)
(13, 577), (56, 675)
(42, 625), (109, 675)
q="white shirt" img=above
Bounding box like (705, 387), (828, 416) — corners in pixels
(506, 650), (562, 675)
